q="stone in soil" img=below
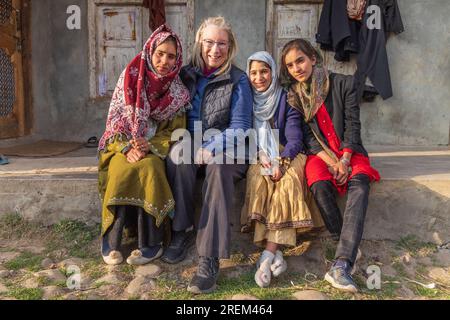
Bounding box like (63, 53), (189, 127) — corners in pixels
(36, 269), (66, 283)
(22, 277), (40, 289)
(42, 286), (66, 300)
(231, 294), (259, 300)
(434, 249), (450, 267)
(0, 282), (8, 294)
(0, 270), (10, 279)
(58, 258), (85, 269)
(41, 258), (54, 269)
(135, 264), (162, 278)
(0, 252), (20, 264)
(427, 267), (450, 285)
(293, 290), (329, 300)
(125, 276), (156, 296)
(95, 273), (123, 286)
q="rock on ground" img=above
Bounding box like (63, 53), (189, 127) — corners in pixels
(42, 286), (66, 300)
(293, 290), (329, 300)
(41, 258), (54, 269)
(36, 269), (66, 283)
(134, 264), (162, 278)
(231, 294), (259, 300)
(125, 276), (156, 296)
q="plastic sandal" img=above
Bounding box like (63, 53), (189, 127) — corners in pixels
(0, 154), (9, 165)
(85, 136), (99, 148)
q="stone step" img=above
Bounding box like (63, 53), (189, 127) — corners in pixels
(0, 146), (449, 245)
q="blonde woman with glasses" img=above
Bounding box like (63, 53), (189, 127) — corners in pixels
(163, 16), (253, 295)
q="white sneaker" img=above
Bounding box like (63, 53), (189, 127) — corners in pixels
(270, 250), (287, 277)
(255, 250), (275, 288)
(102, 250), (123, 265)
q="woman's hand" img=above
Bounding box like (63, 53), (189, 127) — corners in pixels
(195, 148), (213, 165)
(126, 148), (146, 164)
(130, 137), (150, 154)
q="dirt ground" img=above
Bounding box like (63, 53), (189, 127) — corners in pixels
(0, 216), (449, 300)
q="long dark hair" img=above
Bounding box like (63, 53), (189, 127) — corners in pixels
(279, 39), (322, 88)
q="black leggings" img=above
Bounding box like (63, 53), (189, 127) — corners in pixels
(103, 206), (164, 251)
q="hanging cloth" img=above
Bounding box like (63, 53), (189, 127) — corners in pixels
(143, 0), (166, 31)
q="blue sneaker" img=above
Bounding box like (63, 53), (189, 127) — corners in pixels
(325, 259), (358, 293)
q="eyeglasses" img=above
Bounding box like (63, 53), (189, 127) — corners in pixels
(202, 39), (229, 50)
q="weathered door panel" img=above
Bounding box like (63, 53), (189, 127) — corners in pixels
(165, 3), (189, 62)
(96, 7), (143, 96)
(89, 0), (194, 98)
(271, 3), (319, 65)
(0, 0), (25, 139)
(267, 0), (357, 75)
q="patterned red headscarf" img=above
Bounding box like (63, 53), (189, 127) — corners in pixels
(98, 24), (190, 151)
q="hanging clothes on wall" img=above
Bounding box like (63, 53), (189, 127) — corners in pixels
(316, 0), (361, 62)
(353, 0), (404, 102)
(143, 0), (166, 31)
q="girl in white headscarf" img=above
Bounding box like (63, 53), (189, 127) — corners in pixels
(241, 51), (323, 288)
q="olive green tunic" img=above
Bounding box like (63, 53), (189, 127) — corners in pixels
(98, 113), (186, 236)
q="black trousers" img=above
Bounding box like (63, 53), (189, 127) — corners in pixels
(310, 174), (371, 265)
(166, 142), (248, 259)
(103, 206), (164, 251)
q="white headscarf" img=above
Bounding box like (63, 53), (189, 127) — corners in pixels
(246, 51), (283, 161)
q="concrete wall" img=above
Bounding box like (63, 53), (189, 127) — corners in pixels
(29, 0), (450, 146)
(194, 0), (267, 70)
(31, 0), (109, 143)
(360, 0), (450, 146)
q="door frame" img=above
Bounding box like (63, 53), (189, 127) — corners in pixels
(265, 0), (324, 56)
(22, 0), (32, 136)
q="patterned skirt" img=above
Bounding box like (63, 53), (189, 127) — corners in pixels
(241, 154), (324, 247)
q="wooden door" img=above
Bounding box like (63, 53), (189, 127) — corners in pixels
(88, 0), (194, 98)
(0, 0), (25, 139)
(266, 0), (357, 75)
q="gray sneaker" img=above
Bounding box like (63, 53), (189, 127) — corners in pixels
(187, 256), (220, 294)
(325, 259), (358, 293)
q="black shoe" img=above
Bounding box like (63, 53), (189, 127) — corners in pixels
(187, 257), (220, 294)
(161, 230), (195, 264)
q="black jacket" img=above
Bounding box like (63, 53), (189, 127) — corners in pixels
(301, 73), (368, 157)
(353, 0), (404, 101)
(316, 0), (361, 62)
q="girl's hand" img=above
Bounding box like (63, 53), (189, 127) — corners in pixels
(259, 153), (272, 169)
(333, 161), (349, 185)
(270, 166), (284, 182)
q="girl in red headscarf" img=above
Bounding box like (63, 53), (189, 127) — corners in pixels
(98, 25), (190, 266)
